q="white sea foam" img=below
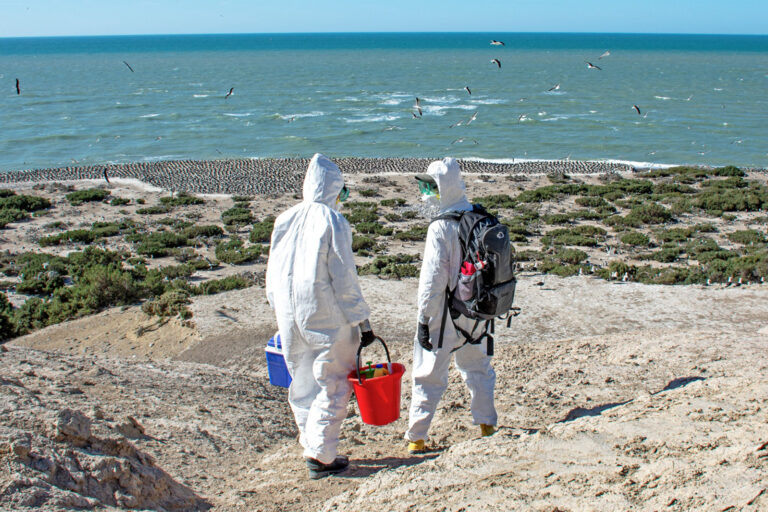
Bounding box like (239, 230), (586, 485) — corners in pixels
(276, 111), (325, 120)
(140, 113), (160, 118)
(193, 94), (209, 98)
(346, 114), (399, 123)
(223, 113), (252, 117)
(380, 99), (402, 105)
(470, 99), (507, 105)
(654, 96), (673, 100)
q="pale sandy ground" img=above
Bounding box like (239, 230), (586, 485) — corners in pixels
(1, 173), (768, 511)
(4, 274), (768, 511)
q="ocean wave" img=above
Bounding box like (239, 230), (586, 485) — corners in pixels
(223, 112), (252, 117)
(470, 99), (507, 105)
(273, 111), (325, 120)
(541, 115), (571, 122)
(193, 94), (209, 98)
(379, 99), (403, 105)
(346, 114), (399, 123)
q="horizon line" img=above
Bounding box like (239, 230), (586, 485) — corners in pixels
(3, 30), (768, 40)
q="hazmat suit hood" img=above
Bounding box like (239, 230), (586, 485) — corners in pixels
(303, 153), (344, 208)
(426, 157), (472, 213)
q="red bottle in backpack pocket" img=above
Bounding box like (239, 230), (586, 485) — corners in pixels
(458, 261), (476, 301)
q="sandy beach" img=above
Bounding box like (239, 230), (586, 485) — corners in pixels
(1, 159), (767, 511)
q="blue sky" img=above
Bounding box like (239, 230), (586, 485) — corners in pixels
(1, 0), (766, 37)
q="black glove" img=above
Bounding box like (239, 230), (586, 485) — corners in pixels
(360, 329), (376, 348)
(417, 323), (432, 351)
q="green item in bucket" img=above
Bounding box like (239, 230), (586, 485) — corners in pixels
(360, 361), (375, 379)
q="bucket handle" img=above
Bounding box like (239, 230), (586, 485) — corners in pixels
(355, 336), (391, 386)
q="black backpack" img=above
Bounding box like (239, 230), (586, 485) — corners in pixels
(431, 204), (519, 356)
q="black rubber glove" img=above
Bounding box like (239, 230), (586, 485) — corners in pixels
(360, 329), (376, 348)
(417, 323), (432, 351)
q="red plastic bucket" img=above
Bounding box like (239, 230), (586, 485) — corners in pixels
(347, 337), (405, 426)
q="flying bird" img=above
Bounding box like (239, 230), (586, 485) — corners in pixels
(464, 86), (471, 95)
(491, 59), (501, 68)
(547, 83), (561, 92)
(103, 169), (110, 184)
(451, 137), (478, 145)
(466, 111), (478, 125)
(225, 87), (234, 99)
(412, 112), (421, 119)
(585, 61), (602, 70)
(490, 40), (505, 46)
(15, 78), (20, 95)
(122, 61), (134, 72)
(598, 50), (611, 59)
(633, 104), (642, 115)
(414, 97), (422, 117)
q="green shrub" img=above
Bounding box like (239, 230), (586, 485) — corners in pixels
(401, 210), (418, 220)
(712, 165), (745, 177)
(620, 231), (651, 246)
(159, 193), (205, 207)
(352, 235), (376, 253)
(65, 188), (109, 206)
(137, 205), (172, 215)
(555, 248), (588, 265)
(358, 188), (379, 198)
(475, 194), (516, 209)
(142, 289), (192, 319)
(215, 238), (261, 264)
(358, 254), (420, 278)
(354, 222), (393, 236)
(0, 292), (17, 341)
(380, 198), (406, 207)
(232, 195), (252, 203)
(0, 208), (28, 228)
(727, 230), (766, 245)
(344, 204), (379, 224)
(394, 225), (429, 241)
(575, 196), (610, 208)
(110, 197), (130, 206)
(183, 224), (224, 238)
(384, 213), (403, 222)
(194, 275), (253, 295)
(542, 213), (572, 225)
(160, 264), (196, 279)
(0, 190), (16, 198)
(625, 203), (673, 225)
(136, 232), (189, 257)
(249, 216), (275, 243)
(539, 260), (584, 277)
(221, 206), (253, 226)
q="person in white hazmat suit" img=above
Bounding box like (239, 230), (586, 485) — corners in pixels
(266, 153), (376, 479)
(405, 157), (497, 454)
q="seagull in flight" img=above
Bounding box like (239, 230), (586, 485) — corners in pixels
(633, 104), (642, 115)
(585, 61), (602, 70)
(547, 83), (561, 92)
(598, 50), (610, 59)
(122, 61), (135, 72)
(414, 97), (423, 117)
(490, 40), (505, 46)
(225, 87), (234, 99)
(15, 78), (20, 95)
(466, 111), (478, 125)
(451, 137), (478, 145)
(464, 86), (471, 95)
(491, 59), (501, 69)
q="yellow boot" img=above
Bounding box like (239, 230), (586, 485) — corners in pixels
(407, 439), (426, 454)
(480, 424), (496, 437)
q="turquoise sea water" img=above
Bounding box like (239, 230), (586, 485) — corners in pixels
(1, 33), (767, 172)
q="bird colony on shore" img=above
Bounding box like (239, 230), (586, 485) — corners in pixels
(0, 159), (634, 195)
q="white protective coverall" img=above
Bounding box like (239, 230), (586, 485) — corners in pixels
(405, 157), (497, 442)
(266, 153), (370, 464)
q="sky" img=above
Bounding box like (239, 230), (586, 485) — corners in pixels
(1, 0), (766, 38)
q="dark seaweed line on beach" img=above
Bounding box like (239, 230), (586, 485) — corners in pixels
(2, 158), (639, 195)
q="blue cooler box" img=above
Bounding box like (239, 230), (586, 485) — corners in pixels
(266, 333), (292, 388)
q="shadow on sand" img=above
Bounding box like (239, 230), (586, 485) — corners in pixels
(344, 454), (441, 478)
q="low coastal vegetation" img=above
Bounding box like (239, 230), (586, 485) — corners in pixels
(0, 163), (767, 341)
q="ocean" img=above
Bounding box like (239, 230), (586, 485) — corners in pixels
(1, 32), (767, 172)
